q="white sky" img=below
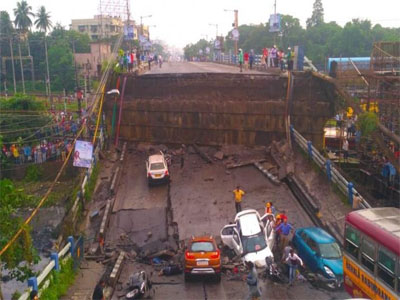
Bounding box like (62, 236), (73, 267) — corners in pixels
(3, 0), (400, 49)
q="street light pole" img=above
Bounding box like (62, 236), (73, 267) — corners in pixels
(209, 23), (218, 38)
(224, 9), (239, 55)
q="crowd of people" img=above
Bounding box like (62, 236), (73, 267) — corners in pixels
(118, 49), (164, 72)
(237, 45), (295, 72)
(1, 111), (82, 166)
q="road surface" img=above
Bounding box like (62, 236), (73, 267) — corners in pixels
(109, 143), (347, 300)
(145, 61), (270, 74)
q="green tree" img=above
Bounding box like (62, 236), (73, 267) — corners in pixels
(34, 6), (52, 98)
(14, 0), (35, 93)
(47, 40), (75, 91)
(306, 0), (324, 28)
(0, 11), (17, 94)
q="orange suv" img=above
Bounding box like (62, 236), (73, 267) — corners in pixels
(184, 236), (221, 282)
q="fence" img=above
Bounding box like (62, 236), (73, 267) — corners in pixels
(290, 125), (372, 209)
(18, 236), (82, 300)
(17, 127), (104, 299)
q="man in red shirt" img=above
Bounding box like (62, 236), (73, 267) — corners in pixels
(244, 52), (249, 70)
(263, 48), (268, 68)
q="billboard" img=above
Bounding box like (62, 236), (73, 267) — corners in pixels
(124, 25), (134, 40)
(73, 140), (93, 168)
(269, 14), (281, 32)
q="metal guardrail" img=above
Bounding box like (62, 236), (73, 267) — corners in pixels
(290, 125), (372, 209)
(17, 130), (104, 299)
(18, 240), (73, 300)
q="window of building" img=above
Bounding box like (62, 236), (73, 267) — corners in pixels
(378, 246), (396, 289)
(78, 25), (86, 32)
(361, 237), (376, 274)
(90, 25), (97, 33)
(91, 35), (98, 40)
(345, 225), (360, 260)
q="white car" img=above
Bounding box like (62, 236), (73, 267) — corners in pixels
(146, 152), (170, 186)
(220, 209), (274, 268)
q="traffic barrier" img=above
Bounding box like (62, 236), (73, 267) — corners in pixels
(289, 125), (371, 209)
(18, 236), (78, 300)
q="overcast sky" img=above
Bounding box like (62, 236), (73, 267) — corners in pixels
(3, 0), (400, 49)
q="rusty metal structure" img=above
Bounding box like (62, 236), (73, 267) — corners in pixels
(369, 42), (400, 136)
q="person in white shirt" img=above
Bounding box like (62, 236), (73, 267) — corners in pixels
(285, 249), (303, 285)
(342, 138), (349, 162)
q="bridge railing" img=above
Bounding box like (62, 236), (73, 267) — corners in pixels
(290, 125), (371, 209)
(18, 236), (83, 300)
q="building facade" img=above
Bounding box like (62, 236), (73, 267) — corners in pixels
(70, 15), (123, 40)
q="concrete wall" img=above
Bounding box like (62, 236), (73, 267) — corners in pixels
(105, 72), (335, 148)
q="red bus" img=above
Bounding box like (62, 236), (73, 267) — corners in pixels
(343, 208), (400, 300)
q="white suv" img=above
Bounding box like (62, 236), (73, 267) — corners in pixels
(146, 152), (170, 186)
(220, 209), (274, 268)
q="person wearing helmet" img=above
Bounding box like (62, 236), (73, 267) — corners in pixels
(238, 49), (244, 72)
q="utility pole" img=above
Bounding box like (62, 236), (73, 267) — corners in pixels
(234, 10), (238, 55)
(9, 37), (17, 94)
(72, 40), (81, 116)
(274, 0), (277, 45)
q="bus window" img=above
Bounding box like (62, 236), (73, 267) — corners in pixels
(397, 260), (400, 295)
(345, 225), (360, 259)
(378, 246), (396, 289)
(361, 237), (376, 274)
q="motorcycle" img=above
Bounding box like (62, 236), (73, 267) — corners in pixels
(264, 257), (286, 283)
(125, 271), (154, 299)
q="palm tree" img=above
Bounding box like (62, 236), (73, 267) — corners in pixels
(14, 0), (35, 93)
(0, 11), (17, 94)
(34, 6), (52, 100)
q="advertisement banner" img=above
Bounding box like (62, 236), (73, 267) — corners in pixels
(269, 14), (281, 32)
(73, 140), (93, 168)
(124, 25), (134, 40)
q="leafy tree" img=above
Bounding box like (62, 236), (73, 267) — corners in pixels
(47, 40), (75, 92)
(0, 11), (17, 93)
(34, 6), (52, 97)
(306, 0), (324, 28)
(14, 0), (35, 93)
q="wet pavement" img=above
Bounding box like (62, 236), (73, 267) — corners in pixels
(110, 143), (348, 299)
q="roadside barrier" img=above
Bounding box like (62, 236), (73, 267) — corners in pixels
(290, 125), (371, 209)
(18, 236), (83, 300)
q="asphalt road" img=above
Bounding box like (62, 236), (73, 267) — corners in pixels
(110, 144), (348, 300)
(145, 61), (267, 74)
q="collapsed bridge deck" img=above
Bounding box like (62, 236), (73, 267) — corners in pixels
(105, 70), (337, 147)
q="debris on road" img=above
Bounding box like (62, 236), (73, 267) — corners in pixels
(192, 143), (213, 163)
(214, 151), (224, 160)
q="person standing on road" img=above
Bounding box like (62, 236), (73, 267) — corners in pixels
(286, 249), (303, 286)
(244, 261), (261, 300)
(249, 50), (255, 70)
(275, 218), (293, 251)
(92, 279), (106, 300)
(238, 49), (244, 72)
(342, 138), (349, 163)
(244, 51), (249, 70)
(233, 186), (245, 213)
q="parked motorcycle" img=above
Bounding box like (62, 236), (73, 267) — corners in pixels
(264, 257), (286, 283)
(125, 271), (154, 299)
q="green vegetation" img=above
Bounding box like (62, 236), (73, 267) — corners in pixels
(84, 162), (100, 203)
(184, 0), (400, 67)
(24, 165), (43, 182)
(0, 179), (39, 281)
(357, 112), (378, 137)
(39, 258), (76, 300)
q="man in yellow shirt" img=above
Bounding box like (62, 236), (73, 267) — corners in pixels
(233, 186), (245, 213)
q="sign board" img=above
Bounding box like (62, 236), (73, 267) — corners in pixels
(231, 28), (240, 41)
(124, 25), (134, 40)
(73, 140), (93, 168)
(269, 14), (281, 32)
(214, 39), (221, 50)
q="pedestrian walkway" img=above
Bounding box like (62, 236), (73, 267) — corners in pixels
(60, 261), (104, 300)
